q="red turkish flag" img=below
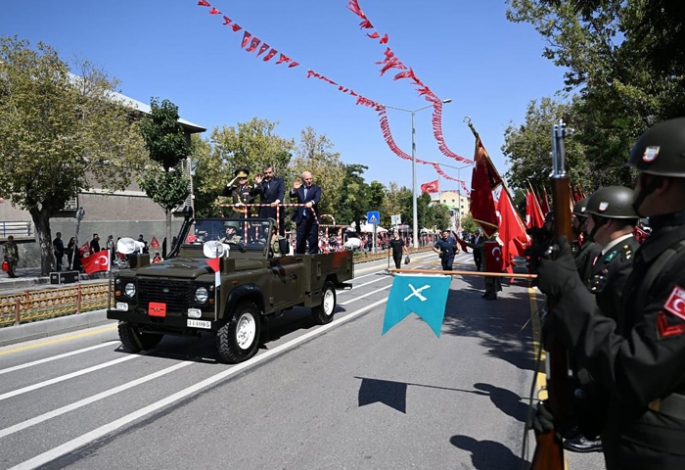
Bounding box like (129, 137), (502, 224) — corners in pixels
(150, 236), (160, 249)
(664, 285), (685, 321)
(540, 187), (551, 217)
(81, 250), (110, 274)
(79, 241), (91, 257)
(526, 190), (544, 229)
(420, 180), (439, 194)
(497, 190), (529, 273)
(470, 138), (501, 237)
(484, 240), (505, 272)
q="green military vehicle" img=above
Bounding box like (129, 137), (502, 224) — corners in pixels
(107, 209), (354, 363)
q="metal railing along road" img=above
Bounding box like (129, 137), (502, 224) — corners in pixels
(0, 221), (33, 239)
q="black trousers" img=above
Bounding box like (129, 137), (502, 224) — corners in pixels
(296, 218), (318, 254)
(393, 252), (402, 269)
(441, 256), (454, 271)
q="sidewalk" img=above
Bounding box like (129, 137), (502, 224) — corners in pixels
(0, 267), (112, 293)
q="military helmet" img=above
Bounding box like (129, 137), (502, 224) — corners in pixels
(628, 118), (685, 177)
(573, 197), (590, 217)
(585, 186), (638, 219)
(544, 211), (555, 224)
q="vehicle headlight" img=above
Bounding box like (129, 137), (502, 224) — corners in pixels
(195, 287), (209, 304)
(124, 283), (136, 298)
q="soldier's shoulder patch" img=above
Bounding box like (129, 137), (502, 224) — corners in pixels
(664, 285), (685, 321)
(657, 312), (685, 338)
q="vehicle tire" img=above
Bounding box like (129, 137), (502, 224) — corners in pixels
(118, 321), (163, 352)
(312, 281), (336, 325)
(216, 302), (261, 364)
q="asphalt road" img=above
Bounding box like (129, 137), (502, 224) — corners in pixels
(0, 252), (604, 470)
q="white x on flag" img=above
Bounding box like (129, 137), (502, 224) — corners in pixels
(404, 283), (431, 302)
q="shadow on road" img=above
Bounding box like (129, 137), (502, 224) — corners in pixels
(473, 383), (529, 423)
(450, 434), (528, 470)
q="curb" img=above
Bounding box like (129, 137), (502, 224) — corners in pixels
(0, 309), (112, 347)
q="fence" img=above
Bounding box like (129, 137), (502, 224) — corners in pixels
(0, 221), (33, 239)
(0, 282), (111, 328)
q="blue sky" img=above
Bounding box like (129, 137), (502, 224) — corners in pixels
(1, 0), (566, 192)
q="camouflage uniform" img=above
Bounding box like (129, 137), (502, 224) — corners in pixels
(3, 238), (19, 278)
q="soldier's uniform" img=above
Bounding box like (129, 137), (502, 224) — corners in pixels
(222, 169), (257, 218)
(572, 197), (602, 286)
(538, 118), (685, 469)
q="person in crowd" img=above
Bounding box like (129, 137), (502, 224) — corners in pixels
(53, 232), (64, 272)
(152, 252), (162, 263)
(563, 186), (640, 454)
(389, 230), (410, 269)
(223, 168), (258, 218)
(433, 229), (458, 271)
(106, 235), (116, 263)
(3, 235), (19, 278)
(536, 118), (685, 469)
(471, 228), (485, 270)
(290, 171), (322, 254)
(221, 226), (242, 244)
(254, 165), (286, 236)
(89, 233), (100, 255)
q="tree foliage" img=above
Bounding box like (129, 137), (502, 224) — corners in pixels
(0, 36), (145, 274)
(337, 164), (370, 232)
(504, 1), (685, 193)
(138, 98), (189, 171)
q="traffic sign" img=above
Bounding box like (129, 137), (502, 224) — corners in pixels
(391, 214), (402, 225)
(367, 211), (380, 225)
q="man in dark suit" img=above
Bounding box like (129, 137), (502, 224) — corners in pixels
(254, 165), (285, 235)
(290, 171), (322, 254)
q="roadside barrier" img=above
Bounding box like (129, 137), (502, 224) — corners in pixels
(0, 282), (111, 327)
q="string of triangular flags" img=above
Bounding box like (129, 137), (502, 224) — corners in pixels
(344, 0), (472, 165)
(194, 0), (471, 187)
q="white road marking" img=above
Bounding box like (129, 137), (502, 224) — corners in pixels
(340, 284), (392, 306)
(0, 361), (191, 439)
(0, 341), (120, 376)
(7, 298), (389, 470)
(350, 275), (390, 290)
(0, 355), (138, 402)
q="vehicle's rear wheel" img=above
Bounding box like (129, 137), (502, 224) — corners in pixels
(312, 281), (336, 325)
(217, 302), (261, 363)
(118, 321), (163, 352)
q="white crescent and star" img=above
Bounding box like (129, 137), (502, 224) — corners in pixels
(492, 247), (502, 261)
(672, 298), (685, 314)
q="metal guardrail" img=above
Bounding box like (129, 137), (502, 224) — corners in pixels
(0, 282), (111, 327)
(0, 221), (33, 239)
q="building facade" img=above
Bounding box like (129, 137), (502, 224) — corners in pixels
(0, 91), (205, 269)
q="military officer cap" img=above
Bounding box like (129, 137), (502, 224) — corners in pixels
(544, 212), (555, 224)
(234, 169), (249, 178)
(573, 197), (590, 217)
(628, 117), (685, 177)
(585, 186), (638, 219)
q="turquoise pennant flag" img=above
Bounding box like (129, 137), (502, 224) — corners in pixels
(382, 274), (452, 337)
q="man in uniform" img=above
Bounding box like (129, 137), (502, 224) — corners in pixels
(255, 165), (286, 236)
(564, 186), (640, 453)
(433, 230), (458, 271)
(537, 118), (685, 469)
(223, 169), (257, 218)
(572, 197), (602, 286)
(221, 226), (242, 245)
(3, 235), (19, 278)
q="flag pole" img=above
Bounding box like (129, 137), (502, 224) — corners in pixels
(388, 267), (536, 279)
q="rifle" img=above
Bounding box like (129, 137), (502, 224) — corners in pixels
(530, 120), (573, 469)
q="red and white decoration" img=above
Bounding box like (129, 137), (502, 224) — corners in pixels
(80, 249), (110, 274)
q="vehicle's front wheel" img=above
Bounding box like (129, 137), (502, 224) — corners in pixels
(118, 321), (163, 352)
(312, 281), (336, 325)
(217, 302), (261, 363)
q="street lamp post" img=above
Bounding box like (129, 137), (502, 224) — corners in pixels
(386, 99), (451, 249)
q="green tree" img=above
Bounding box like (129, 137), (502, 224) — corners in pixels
(138, 98), (190, 249)
(337, 164), (369, 232)
(426, 203), (450, 230)
(0, 37), (145, 274)
(381, 182), (410, 228)
(211, 118), (294, 178)
(460, 213), (479, 234)
(502, 97), (587, 191)
(188, 135), (219, 217)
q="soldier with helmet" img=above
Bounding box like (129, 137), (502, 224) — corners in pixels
(572, 197), (602, 286)
(222, 169), (258, 218)
(537, 118), (685, 468)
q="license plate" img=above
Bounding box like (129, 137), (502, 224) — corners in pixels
(149, 302), (166, 317)
(187, 319), (211, 329)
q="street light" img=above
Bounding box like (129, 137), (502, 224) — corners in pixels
(385, 99), (452, 248)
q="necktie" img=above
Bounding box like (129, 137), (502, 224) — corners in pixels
(303, 187), (308, 216)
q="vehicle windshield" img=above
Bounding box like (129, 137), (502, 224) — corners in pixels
(185, 218), (272, 252)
